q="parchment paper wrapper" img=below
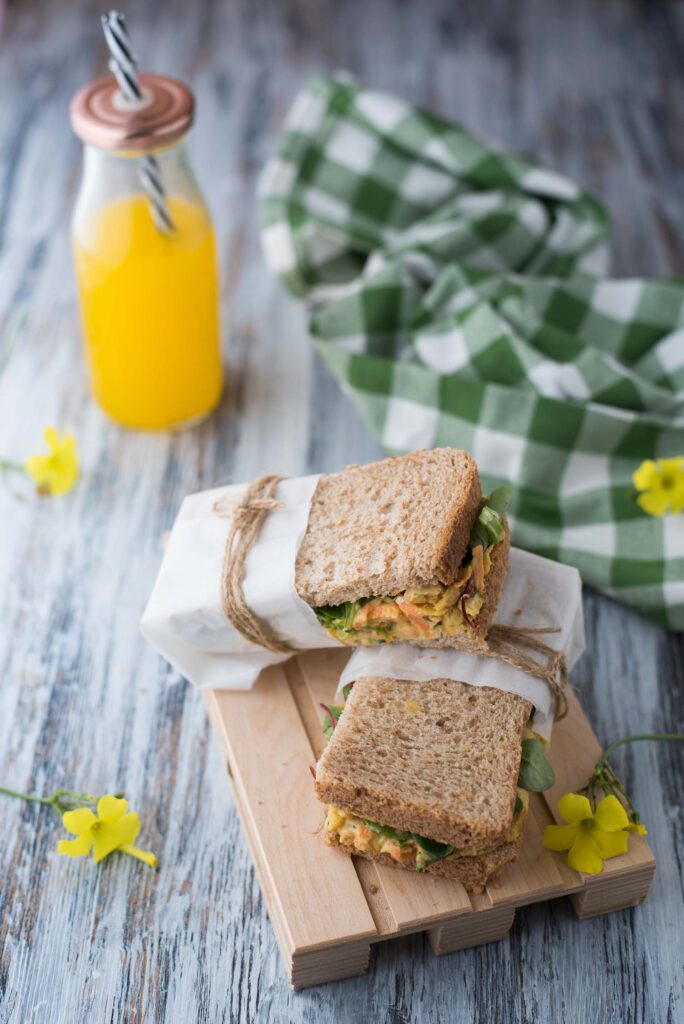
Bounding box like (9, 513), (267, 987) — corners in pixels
(141, 476), (584, 733)
(141, 475), (342, 689)
(337, 548), (584, 740)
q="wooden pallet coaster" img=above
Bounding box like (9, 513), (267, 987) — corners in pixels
(204, 649), (655, 989)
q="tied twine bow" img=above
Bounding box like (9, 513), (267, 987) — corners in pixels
(214, 474), (569, 719)
(214, 475), (297, 654)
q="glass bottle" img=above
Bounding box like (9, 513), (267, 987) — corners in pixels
(70, 74), (222, 430)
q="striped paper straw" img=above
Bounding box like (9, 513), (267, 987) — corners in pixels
(101, 11), (174, 234)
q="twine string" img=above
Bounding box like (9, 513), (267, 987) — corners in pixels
(101, 11), (174, 234)
(214, 475), (296, 654)
(486, 623), (568, 720)
(215, 475), (569, 718)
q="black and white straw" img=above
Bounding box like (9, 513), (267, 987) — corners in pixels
(101, 11), (174, 233)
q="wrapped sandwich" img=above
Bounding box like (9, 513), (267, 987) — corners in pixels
(296, 449), (510, 651)
(142, 448), (512, 688)
(314, 675), (554, 892)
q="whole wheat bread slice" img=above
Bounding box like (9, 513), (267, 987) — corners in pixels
(295, 449), (481, 608)
(314, 676), (531, 852)
(326, 812), (526, 894)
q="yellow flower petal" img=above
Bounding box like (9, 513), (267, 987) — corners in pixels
(592, 826), (629, 860)
(669, 486), (684, 515)
(58, 834), (93, 858)
(62, 807), (97, 836)
(91, 812), (140, 863)
(97, 795), (128, 823)
(24, 427), (79, 496)
(24, 454), (49, 484)
(657, 457), (684, 478)
(557, 793), (593, 825)
(120, 843), (158, 868)
(637, 490), (671, 517)
(543, 823), (579, 851)
(626, 822), (648, 835)
(593, 794), (630, 832)
(632, 460), (660, 492)
(567, 829), (604, 874)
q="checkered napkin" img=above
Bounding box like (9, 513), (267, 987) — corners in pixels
(259, 76), (684, 628)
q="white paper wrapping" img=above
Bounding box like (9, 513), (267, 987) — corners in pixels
(142, 476), (584, 734)
(338, 548), (584, 740)
(140, 474), (342, 689)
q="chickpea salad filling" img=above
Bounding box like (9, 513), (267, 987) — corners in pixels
(314, 488), (511, 645)
(325, 795), (529, 871)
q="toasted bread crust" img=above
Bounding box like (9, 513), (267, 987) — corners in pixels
(325, 828), (524, 894)
(472, 518), (510, 641)
(295, 449), (482, 608)
(315, 676), (532, 851)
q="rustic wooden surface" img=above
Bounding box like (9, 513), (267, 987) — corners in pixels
(0, 1), (682, 1022)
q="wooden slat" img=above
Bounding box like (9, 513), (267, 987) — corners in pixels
(485, 794), (570, 906)
(203, 664), (378, 959)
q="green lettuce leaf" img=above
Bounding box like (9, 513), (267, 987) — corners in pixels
(469, 486), (511, 550)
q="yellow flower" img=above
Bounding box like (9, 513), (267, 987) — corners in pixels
(633, 456), (684, 517)
(24, 427), (79, 497)
(543, 793), (646, 875)
(58, 795), (157, 868)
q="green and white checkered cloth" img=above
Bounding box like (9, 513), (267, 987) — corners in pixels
(259, 75), (684, 628)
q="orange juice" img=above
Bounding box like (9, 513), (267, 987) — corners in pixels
(73, 194), (222, 429)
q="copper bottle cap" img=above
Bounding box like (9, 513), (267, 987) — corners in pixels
(70, 73), (194, 151)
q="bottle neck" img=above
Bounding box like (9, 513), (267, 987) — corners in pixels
(74, 137), (208, 229)
(83, 137), (192, 183)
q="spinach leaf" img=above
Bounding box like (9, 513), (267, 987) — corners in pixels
(361, 819), (455, 869)
(518, 738), (555, 792)
(412, 834), (456, 871)
(514, 794), (524, 815)
(363, 819), (412, 843)
(411, 834), (456, 860)
(315, 601), (359, 631)
(321, 703), (343, 740)
(315, 597), (373, 637)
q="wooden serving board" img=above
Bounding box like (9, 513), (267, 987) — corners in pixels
(203, 650), (655, 990)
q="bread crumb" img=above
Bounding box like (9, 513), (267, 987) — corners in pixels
(368, 883), (379, 895)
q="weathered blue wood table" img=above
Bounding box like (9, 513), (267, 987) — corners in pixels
(0, 1), (682, 1021)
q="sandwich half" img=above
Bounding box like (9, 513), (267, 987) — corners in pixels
(295, 448), (510, 652)
(314, 676), (534, 893)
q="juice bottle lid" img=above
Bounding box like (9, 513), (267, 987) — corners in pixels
(70, 73), (194, 151)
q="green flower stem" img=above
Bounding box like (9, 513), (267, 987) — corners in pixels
(584, 732), (684, 824)
(0, 459), (24, 473)
(0, 785), (124, 816)
(0, 785), (56, 806)
(601, 733), (684, 759)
